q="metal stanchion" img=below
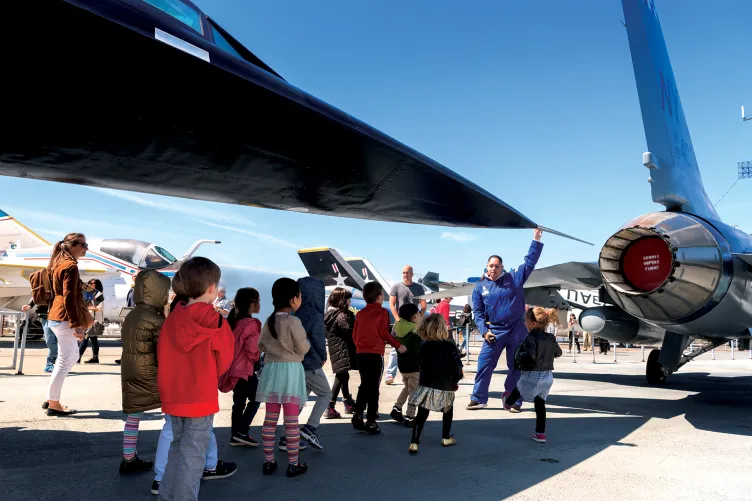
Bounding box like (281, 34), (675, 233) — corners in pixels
(732, 340), (735, 360)
(592, 340), (597, 364)
(712, 348), (716, 360)
(16, 311), (29, 375)
(0, 311), (26, 371)
(465, 324), (471, 365)
(573, 337), (577, 363)
(641, 345), (645, 362)
(613, 343), (617, 363)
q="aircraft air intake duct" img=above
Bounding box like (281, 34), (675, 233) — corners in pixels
(599, 212), (733, 325)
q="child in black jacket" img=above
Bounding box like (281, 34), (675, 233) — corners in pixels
(408, 314), (463, 453)
(506, 307), (562, 443)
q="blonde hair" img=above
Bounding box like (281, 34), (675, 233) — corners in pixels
(525, 307), (558, 330)
(48, 233), (85, 271)
(417, 313), (448, 341)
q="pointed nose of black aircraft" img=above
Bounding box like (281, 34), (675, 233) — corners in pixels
(0, 0), (587, 244)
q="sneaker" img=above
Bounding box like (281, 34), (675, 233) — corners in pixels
(364, 420), (381, 435)
(278, 437), (308, 451)
(262, 461), (278, 475)
(44, 363), (54, 373)
(150, 480), (160, 496)
(408, 443), (419, 454)
(300, 425), (323, 450)
(508, 404), (522, 413)
(119, 456), (153, 475)
(441, 436), (457, 447)
(466, 400), (487, 410)
(351, 414), (365, 431)
(403, 416), (414, 428)
(84, 357), (99, 364)
(502, 392), (513, 410)
(324, 406), (341, 419)
(286, 462), (308, 478)
(202, 460), (238, 480)
(390, 406), (404, 423)
(230, 431), (259, 447)
(385, 377), (394, 385)
(343, 398), (356, 414)
(532, 433), (547, 443)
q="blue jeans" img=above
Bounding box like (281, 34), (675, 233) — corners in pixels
(154, 414), (217, 482)
(471, 329), (526, 406)
(386, 347), (399, 379)
(157, 416), (212, 501)
(42, 319), (57, 366)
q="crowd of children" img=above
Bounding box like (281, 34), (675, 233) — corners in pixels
(116, 255), (562, 499)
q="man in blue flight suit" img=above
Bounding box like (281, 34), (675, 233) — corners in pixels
(467, 229), (543, 411)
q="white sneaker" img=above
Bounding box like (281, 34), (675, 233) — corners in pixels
(466, 401), (487, 410)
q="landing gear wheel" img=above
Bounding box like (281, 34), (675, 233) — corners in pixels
(646, 349), (667, 385)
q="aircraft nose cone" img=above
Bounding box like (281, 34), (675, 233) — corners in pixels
(580, 309), (605, 333)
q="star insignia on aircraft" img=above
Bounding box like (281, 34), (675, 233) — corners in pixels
(332, 272), (348, 287)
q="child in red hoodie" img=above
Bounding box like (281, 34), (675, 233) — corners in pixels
(157, 257), (234, 501)
(351, 281), (406, 434)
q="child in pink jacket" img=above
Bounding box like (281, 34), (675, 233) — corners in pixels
(219, 288), (262, 447)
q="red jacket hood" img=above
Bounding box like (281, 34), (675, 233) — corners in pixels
(170, 302), (226, 352)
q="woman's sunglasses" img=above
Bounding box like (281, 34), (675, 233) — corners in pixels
(74, 241), (89, 249)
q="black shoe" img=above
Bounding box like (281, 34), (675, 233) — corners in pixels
(203, 460), (238, 480)
(404, 416), (415, 428)
(351, 414), (365, 431)
(390, 406), (404, 423)
(286, 462), (308, 478)
(115, 359), (121, 365)
(41, 401), (49, 410)
(84, 357), (99, 364)
(150, 480), (160, 496)
(262, 461), (278, 475)
(365, 420), (381, 435)
(119, 456), (154, 475)
(230, 431), (259, 447)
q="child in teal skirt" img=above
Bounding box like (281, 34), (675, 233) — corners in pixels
(256, 278), (310, 478)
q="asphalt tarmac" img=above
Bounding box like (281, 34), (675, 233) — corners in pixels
(1, 339), (751, 501)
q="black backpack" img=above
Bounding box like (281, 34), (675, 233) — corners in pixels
(513, 335), (536, 371)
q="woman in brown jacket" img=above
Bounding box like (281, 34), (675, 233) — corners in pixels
(119, 269), (171, 474)
(45, 233), (93, 416)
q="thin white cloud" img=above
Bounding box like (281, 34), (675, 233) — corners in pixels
(90, 188), (254, 227)
(441, 231), (476, 243)
(199, 221), (299, 249)
(218, 263), (305, 277)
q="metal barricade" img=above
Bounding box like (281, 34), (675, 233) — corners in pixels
(0, 310), (30, 374)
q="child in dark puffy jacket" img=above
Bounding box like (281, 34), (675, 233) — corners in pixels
(390, 303), (423, 427)
(408, 314), (463, 454)
(506, 307), (562, 444)
(324, 287), (357, 418)
(294, 276), (329, 450)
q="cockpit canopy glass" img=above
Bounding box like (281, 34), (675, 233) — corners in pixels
(142, 0), (203, 34)
(100, 240), (177, 270)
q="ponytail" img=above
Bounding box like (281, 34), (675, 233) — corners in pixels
(48, 233), (85, 273)
(228, 287), (260, 330)
(268, 278), (300, 340)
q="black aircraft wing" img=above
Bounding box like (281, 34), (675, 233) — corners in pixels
(525, 262), (603, 290)
(0, 0), (549, 233)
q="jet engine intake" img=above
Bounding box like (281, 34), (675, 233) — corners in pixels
(599, 212), (733, 325)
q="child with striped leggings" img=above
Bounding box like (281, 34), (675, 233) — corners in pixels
(256, 278), (311, 477)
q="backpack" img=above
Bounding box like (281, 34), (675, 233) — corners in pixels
(513, 335), (536, 371)
(29, 268), (54, 306)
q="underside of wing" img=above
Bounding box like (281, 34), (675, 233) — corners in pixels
(416, 284), (476, 301)
(524, 262), (603, 290)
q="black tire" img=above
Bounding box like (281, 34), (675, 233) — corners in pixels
(646, 349), (667, 385)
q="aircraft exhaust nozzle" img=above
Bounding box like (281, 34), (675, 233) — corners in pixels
(599, 212), (732, 326)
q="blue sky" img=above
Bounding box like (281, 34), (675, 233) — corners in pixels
(2, 0), (751, 287)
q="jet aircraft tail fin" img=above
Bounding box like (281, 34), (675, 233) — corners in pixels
(622, 0), (718, 219)
(0, 209), (51, 254)
(345, 257), (391, 298)
(298, 248), (366, 290)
